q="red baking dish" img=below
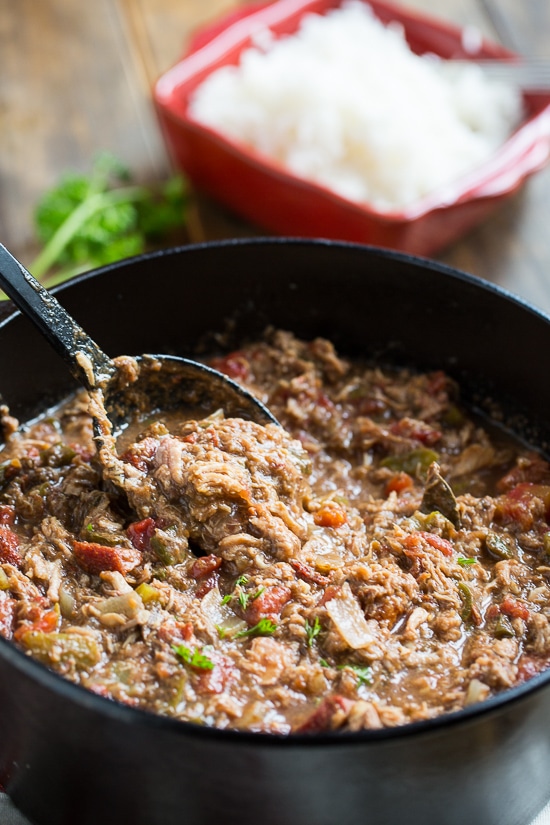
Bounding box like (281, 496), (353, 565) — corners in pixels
(153, 0), (550, 255)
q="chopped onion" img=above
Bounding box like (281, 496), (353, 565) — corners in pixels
(303, 528), (338, 555)
(325, 582), (374, 649)
(452, 444), (495, 477)
(465, 678), (491, 706)
(93, 591), (144, 619)
(58, 585), (76, 619)
(314, 553), (345, 573)
(201, 587), (247, 636)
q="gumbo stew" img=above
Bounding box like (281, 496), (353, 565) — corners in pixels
(1, 330), (550, 734)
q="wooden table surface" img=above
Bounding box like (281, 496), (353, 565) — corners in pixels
(1, 0), (550, 309)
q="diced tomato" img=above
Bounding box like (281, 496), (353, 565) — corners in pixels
(404, 532), (453, 557)
(485, 604), (501, 620)
(0, 527), (22, 567)
(246, 586), (291, 624)
(402, 534), (422, 553)
(318, 585), (341, 606)
(495, 497), (532, 531)
(36, 608), (59, 632)
(158, 620), (194, 646)
(195, 573), (220, 599)
(389, 417), (441, 446)
(194, 654), (236, 695)
(313, 504), (347, 529)
(73, 540), (141, 575)
(127, 518), (157, 552)
(510, 482), (550, 508)
(497, 457), (550, 493)
(190, 554), (222, 580)
(419, 532), (454, 557)
(0, 505), (15, 526)
(13, 604), (59, 641)
(516, 653), (550, 683)
(120, 436), (158, 472)
(496, 483), (550, 530)
(295, 695), (353, 733)
(500, 596), (530, 621)
(385, 472), (414, 496)
(290, 560), (330, 586)
(209, 351), (250, 381)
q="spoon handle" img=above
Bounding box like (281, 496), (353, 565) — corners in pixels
(0, 243), (115, 391)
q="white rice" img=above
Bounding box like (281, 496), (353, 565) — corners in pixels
(188, 2), (523, 211)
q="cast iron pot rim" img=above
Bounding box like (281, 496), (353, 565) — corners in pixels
(2, 236), (550, 747)
(1, 236), (548, 334)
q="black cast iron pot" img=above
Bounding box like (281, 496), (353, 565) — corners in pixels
(1, 239), (550, 825)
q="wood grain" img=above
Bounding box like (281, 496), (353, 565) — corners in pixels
(435, 0), (550, 308)
(1, 0), (549, 311)
(0, 0), (169, 259)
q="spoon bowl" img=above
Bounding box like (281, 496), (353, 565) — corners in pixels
(0, 243), (277, 442)
(100, 352), (277, 440)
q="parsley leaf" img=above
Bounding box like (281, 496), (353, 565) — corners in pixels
(223, 574), (250, 607)
(238, 589), (250, 611)
(304, 616), (321, 647)
(173, 644), (214, 671)
(238, 584), (265, 611)
(457, 557), (476, 566)
(27, 152), (187, 290)
(235, 618), (278, 638)
(338, 663), (373, 685)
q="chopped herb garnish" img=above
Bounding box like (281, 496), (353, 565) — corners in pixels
(215, 625), (227, 639)
(173, 644), (214, 671)
(338, 663), (373, 686)
(222, 575), (253, 608)
(85, 523), (94, 533)
(27, 152), (187, 291)
(235, 618), (278, 638)
(305, 616), (321, 648)
(457, 557), (476, 566)
(252, 586), (265, 601)
(319, 658), (330, 668)
(238, 590), (250, 610)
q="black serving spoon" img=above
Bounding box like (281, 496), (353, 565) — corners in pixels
(0, 243), (277, 444)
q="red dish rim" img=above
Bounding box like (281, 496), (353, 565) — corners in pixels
(154, 0), (550, 225)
